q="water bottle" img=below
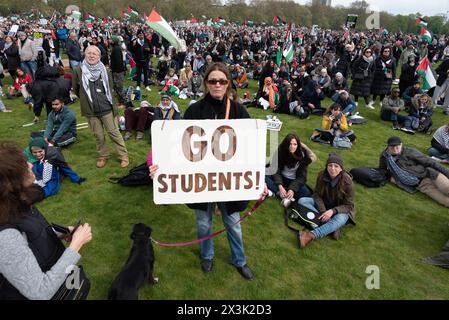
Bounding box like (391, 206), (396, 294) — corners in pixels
(135, 86), (141, 101)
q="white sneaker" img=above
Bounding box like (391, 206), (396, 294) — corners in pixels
(267, 190), (274, 197)
(145, 86), (152, 92)
(431, 156), (444, 163)
(281, 198), (295, 208)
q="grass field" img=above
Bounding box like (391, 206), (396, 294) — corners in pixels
(1, 66), (449, 300)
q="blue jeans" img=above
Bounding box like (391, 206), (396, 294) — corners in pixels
(21, 61), (37, 79)
(195, 203), (246, 267)
(265, 175), (311, 199)
(297, 197), (349, 239)
(342, 103), (356, 116)
(429, 147), (449, 161)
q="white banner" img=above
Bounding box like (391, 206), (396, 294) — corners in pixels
(151, 119), (267, 205)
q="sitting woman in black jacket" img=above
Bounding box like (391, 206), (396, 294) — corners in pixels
(0, 141), (92, 300)
(265, 133), (317, 208)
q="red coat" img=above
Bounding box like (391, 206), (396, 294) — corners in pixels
(14, 74), (33, 91)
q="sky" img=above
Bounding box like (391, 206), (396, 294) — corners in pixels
(294, 0), (449, 16)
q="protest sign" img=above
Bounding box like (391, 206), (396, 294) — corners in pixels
(151, 119), (266, 204)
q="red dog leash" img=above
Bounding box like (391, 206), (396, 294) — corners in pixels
(151, 197), (266, 247)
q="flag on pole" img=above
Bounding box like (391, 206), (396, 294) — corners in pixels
(283, 23), (294, 63)
(416, 17), (428, 28)
(127, 6), (139, 18)
(421, 27), (432, 43)
(191, 14), (198, 24)
(273, 16), (279, 26)
(145, 9), (183, 51)
(86, 13), (95, 22)
(416, 57), (436, 90)
(276, 46), (281, 66)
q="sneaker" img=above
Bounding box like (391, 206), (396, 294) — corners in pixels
(366, 102), (375, 110)
(136, 131), (144, 140)
(392, 122), (399, 130)
(267, 190), (274, 197)
(123, 131), (132, 141)
(33, 116), (39, 123)
(1, 109), (12, 113)
(281, 198), (295, 208)
(145, 86), (152, 92)
(400, 127), (415, 134)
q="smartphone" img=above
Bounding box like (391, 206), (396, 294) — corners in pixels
(51, 223), (71, 235)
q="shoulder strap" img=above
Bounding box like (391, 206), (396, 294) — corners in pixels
(225, 98), (231, 120)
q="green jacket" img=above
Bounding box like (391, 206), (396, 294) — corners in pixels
(72, 66), (117, 117)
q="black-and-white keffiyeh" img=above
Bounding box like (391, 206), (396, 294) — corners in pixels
(81, 60), (113, 105)
(158, 101), (180, 113)
(34, 160), (53, 188)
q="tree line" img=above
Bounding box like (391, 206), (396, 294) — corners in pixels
(1, 0), (449, 35)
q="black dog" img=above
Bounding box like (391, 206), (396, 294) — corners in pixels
(108, 223), (157, 300)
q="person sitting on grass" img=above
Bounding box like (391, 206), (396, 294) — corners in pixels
(152, 94), (181, 121)
(401, 93), (434, 134)
(298, 80), (326, 118)
(25, 137), (85, 198)
(380, 87), (406, 130)
(8, 67), (33, 108)
(310, 103), (356, 145)
(265, 133), (317, 208)
(429, 123), (449, 163)
(379, 136), (449, 208)
(40, 97), (77, 147)
(123, 100), (155, 141)
(187, 71), (204, 98)
(297, 152), (356, 249)
(402, 80), (423, 110)
(331, 90), (357, 118)
(256, 76), (279, 110)
(161, 68), (179, 96)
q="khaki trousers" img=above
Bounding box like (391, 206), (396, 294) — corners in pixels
(417, 174), (449, 208)
(87, 112), (128, 160)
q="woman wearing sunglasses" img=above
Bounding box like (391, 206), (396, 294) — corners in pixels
(150, 63), (267, 280)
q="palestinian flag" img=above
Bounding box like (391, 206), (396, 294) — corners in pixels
(127, 6), (139, 18)
(244, 19), (254, 27)
(298, 33), (304, 45)
(416, 17), (428, 28)
(416, 57), (436, 90)
(276, 46), (281, 66)
(71, 11), (82, 20)
(86, 13), (95, 22)
(421, 27), (432, 43)
(145, 9), (183, 51)
(214, 17), (226, 28)
(283, 24), (294, 63)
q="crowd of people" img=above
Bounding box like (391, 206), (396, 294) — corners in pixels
(1, 13), (449, 299)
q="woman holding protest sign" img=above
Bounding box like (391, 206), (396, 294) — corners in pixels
(150, 63), (268, 280)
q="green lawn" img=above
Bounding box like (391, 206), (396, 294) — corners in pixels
(1, 70), (449, 300)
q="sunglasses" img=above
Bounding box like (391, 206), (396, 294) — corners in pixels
(206, 79), (229, 85)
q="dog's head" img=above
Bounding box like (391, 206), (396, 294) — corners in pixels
(130, 223), (152, 240)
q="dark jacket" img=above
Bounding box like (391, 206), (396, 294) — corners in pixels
(379, 147), (449, 193)
(110, 44), (126, 73)
(131, 39), (151, 63)
(44, 105), (77, 142)
(312, 170), (356, 225)
(350, 56), (375, 97)
(30, 65), (72, 109)
(42, 38), (60, 62)
(72, 66), (117, 117)
(66, 38), (82, 62)
(436, 58), (449, 87)
(183, 93), (250, 213)
(0, 207), (65, 300)
(371, 56), (396, 96)
(271, 149), (311, 196)
(3, 43), (20, 71)
(333, 50), (352, 78)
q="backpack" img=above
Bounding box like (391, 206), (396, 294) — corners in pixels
(333, 136), (352, 149)
(108, 162), (152, 186)
(284, 202), (323, 232)
(349, 167), (388, 188)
